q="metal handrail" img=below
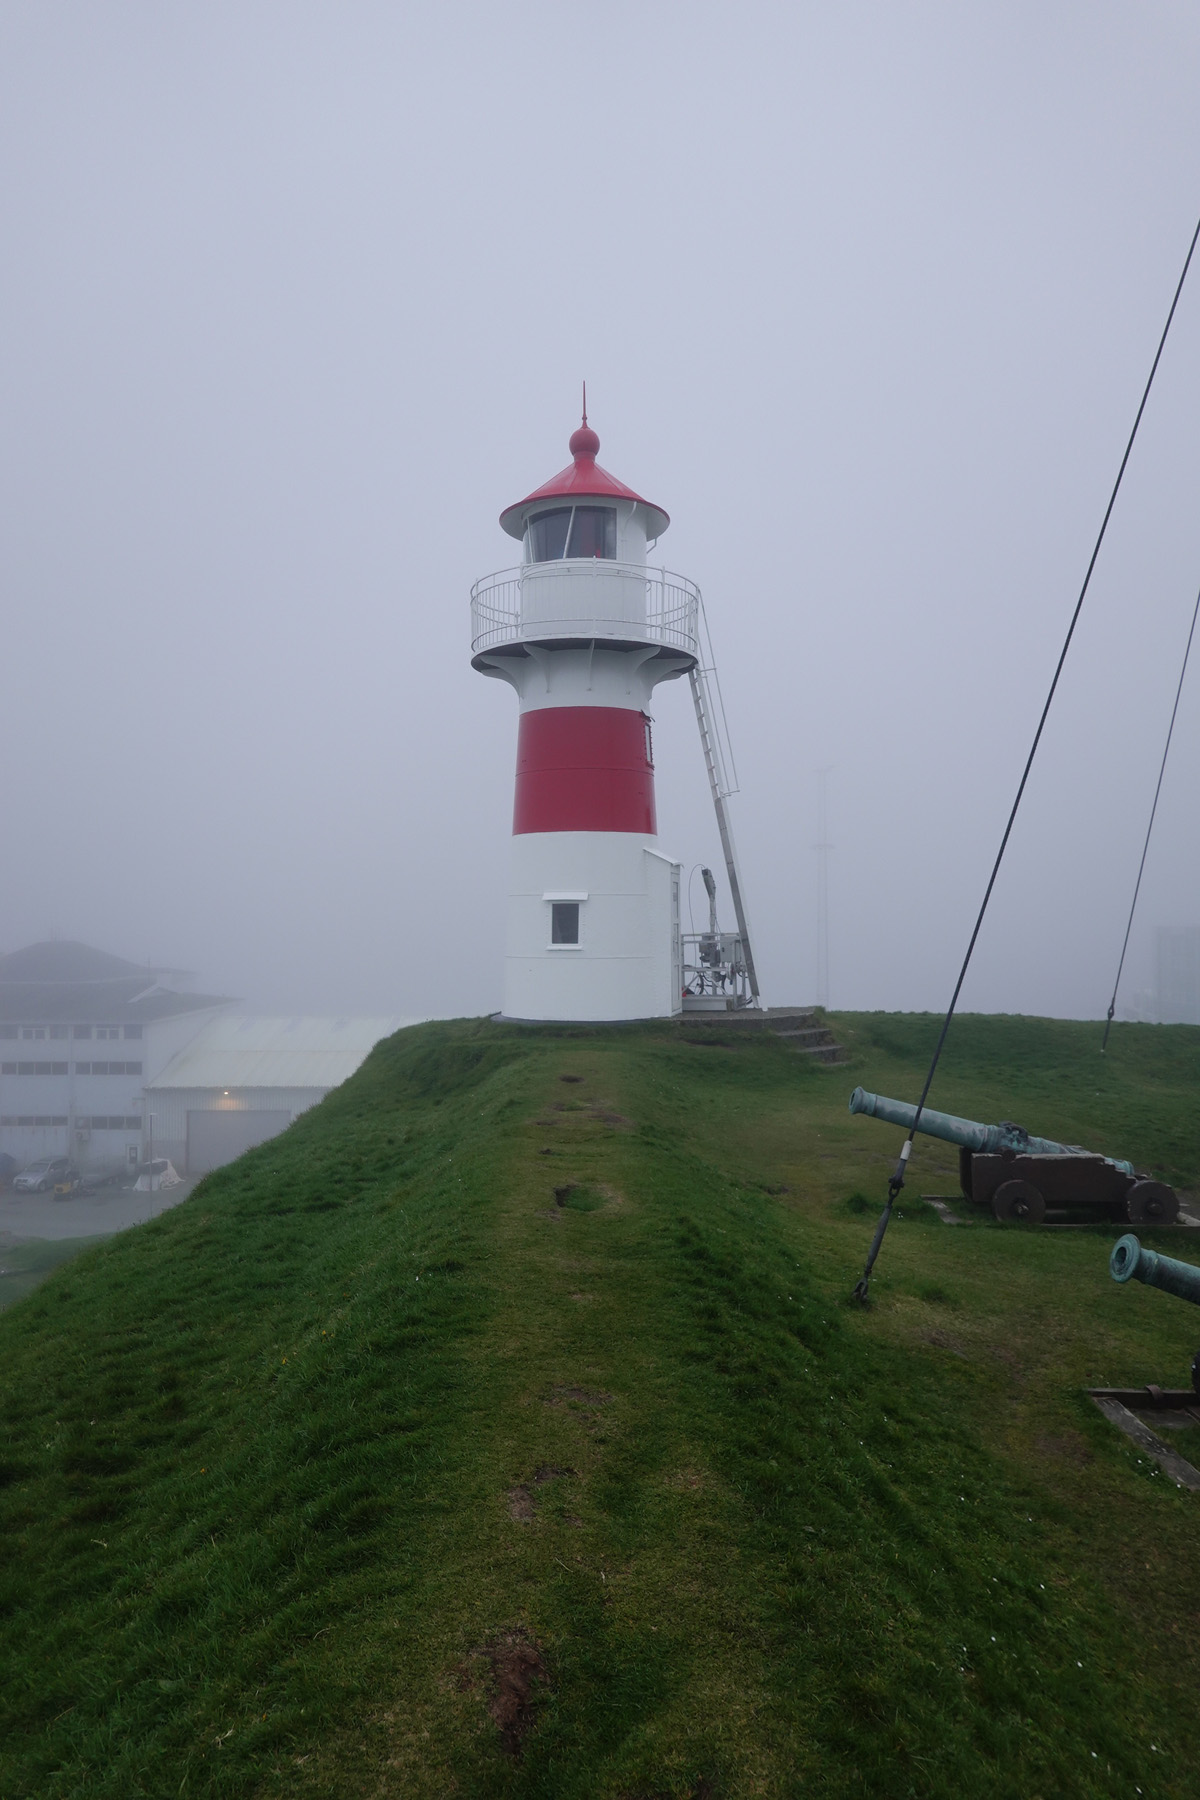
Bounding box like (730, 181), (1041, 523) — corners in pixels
(470, 561), (700, 657)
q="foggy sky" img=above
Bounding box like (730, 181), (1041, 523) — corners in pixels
(2, 2), (1198, 1022)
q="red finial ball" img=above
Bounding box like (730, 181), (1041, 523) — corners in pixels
(569, 422), (600, 459)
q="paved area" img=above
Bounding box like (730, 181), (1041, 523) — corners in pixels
(0, 1179), (200, 1243)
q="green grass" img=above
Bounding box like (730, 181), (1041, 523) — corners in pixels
(0, 1235), (106, 1313)
(1, 1012), (1199, 1798)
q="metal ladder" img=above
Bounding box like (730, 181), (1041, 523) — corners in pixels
(688, 609), (760, 1002)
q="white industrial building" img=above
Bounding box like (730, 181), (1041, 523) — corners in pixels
(146, 1014), (408, 1173)
(0, 940), (411, 1179)
(0, 940), (235, 1175)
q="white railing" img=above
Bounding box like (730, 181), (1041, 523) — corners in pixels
(470, 561), (700, 658)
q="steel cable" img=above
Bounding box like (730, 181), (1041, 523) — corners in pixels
(853, 209), (1200, 1303)
(1101, 578), (1200, 1050)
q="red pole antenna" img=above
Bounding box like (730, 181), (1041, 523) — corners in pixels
(582, 380), (587, 426)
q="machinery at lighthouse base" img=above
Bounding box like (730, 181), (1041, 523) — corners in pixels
(681, 867), (755, 1011)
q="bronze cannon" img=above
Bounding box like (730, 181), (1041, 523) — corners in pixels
(849, 1087), (1179, 1226)
(1111, 1234), (1200, 1395)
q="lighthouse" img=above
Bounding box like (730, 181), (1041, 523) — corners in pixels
(470, 410), (701, 1021)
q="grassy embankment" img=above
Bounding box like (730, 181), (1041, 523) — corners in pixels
(0, 1236), (105, 1314)
(2, 1011), (1199, 1799)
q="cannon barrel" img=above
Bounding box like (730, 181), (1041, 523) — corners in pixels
(848, 1087), (1135, 1175)
(1110, 1234), (1200, 1305)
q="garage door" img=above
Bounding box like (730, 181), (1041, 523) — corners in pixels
(186, 1109), (292, 1174)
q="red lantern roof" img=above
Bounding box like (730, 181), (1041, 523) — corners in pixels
(499, 417), (669, 541)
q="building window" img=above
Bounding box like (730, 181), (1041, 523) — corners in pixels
(526, 505), (616, 563)
(1, 1115), (69, 1127)
(551, 902), (580, 945)
(124, 1024), (143, 1040)
(74, 1025), (92, 1039)
(3, 1061), (68, 1076)
(79, 1116), (142, 1130)
(21, 1027), (45, 1041)
(49, 1024), (68, 1039)
(96, 1026), (120, 1040)
(0, 1026), (16, 1040)
(75, 1061), (142, 1076)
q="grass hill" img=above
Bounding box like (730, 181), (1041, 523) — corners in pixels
(2, 1012), (1200, 1799)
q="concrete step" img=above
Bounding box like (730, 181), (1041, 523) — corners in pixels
(768, 1018), (846, 1063)
(677, 1004), (846, 1062)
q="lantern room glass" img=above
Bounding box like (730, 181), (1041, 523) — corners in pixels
(527, 506), (616, 564)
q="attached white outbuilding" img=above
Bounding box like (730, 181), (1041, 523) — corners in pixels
(145, 1015), (410, 1173)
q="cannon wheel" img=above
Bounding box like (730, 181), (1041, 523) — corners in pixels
(1124, 1180), (1180, 1226)
(992, 1179), (1046, 1225)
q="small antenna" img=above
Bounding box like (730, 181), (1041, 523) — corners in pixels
(582, 380), (587, 426)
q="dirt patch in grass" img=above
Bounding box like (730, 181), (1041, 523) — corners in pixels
(617, 1782), (715, 1800)
(921, 1329), (967, 1357)
(507, 1468), (573, 1524)
(990, 1343), (1026, 1382)
(559, 1074), (585, 1084)
(552, 1182), (613, 1213)
(547, 1385), (613, 1413)
(591, 1107), (634, 1129)
(1035, 1429), (1094, 1467)
(666, 1467), (706, 1491)
(471, 1631), (548, 1757)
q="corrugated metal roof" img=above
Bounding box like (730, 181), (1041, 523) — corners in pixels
(147, 1016), (413, 1091)
(0, 983), (234, 1023)
(0, 941), (235, 1023)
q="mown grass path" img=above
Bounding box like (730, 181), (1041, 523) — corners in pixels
(1, 1016), (1198, 1798)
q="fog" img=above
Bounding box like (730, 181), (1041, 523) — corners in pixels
(2, 3), (1198, 1022)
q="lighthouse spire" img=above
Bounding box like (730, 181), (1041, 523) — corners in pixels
(582, 380), (587, 427)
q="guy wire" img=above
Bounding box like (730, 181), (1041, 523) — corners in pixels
(853, 208), (1200, 1303)
(1102, 577), (1200, 1050)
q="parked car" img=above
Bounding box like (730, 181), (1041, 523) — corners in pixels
(13, 1157), (78, 1193)
(77, 1168), (127, 1194)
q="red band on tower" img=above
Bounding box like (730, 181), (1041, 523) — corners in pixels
(513, 706), (656, 835)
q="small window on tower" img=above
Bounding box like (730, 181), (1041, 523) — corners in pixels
(643, 715), (654, 766)
(550, 903), (580, 945)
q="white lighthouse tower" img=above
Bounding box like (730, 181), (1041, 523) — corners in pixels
(471, 409), (704, 1021)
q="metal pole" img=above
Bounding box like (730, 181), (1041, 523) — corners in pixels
(815, 765), (833, 1008)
